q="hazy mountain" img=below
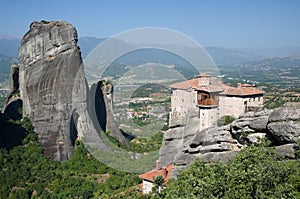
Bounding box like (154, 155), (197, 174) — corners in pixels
(78, 37), (266, 66)
(1, 36), (300, 69)
(219, 54), (300, 88)
(205, 47), (263, 66)
(0, 53), (17, 74)
(0, 38), (20, 57)
(242, 47), (300, 57)
(78, 36), (105, 58)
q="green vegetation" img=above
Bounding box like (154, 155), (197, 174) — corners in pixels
(0, 119), (142, 198)
(105, 130), (163, 153)
(163, 144), (300, 198)
(217, 115), (235, 126)
(129, 132), (163, 153)
(121, 141), (300, 198)
(131, 83), (171, 98)
(152, 175), (165, 197)
(262, 84), (300, 109)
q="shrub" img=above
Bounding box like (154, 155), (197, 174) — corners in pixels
(217, 115), (235, 126)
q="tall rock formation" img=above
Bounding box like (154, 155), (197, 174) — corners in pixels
(8, 20), (127, 161)
(17, 21), (84, 160)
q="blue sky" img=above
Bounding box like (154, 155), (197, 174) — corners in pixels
(1, 0), (300, 48)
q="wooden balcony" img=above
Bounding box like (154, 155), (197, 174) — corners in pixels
(197, 92), (219, 107)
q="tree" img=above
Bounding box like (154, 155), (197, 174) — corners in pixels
(164, 144), (300, 199)
(152, 175), (165, 196)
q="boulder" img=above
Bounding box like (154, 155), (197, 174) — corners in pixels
(247, 133), (266, 144)
(191, 125), (237, 149)
(267, 104), (300, 144)
(230, 110), (271, 144)
(275, 144), (298, 159)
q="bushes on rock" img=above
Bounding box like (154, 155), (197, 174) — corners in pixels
(217, 115), (235, 126)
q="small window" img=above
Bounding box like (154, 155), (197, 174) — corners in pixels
(258, 97), (260, 101)
(254, 97), (256, 101)
(182, 99), (184, 102)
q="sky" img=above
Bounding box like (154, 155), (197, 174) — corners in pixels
(0, 0), (300, 48)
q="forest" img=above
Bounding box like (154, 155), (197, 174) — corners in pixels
(1, 116), (299, 198)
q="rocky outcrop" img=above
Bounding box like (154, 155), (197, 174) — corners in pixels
(267, 103), (300, 144)
(160, 103), (300, 178)
(230, 109), (271, 144)
(160, 110), (199, 167)
(2, 21), (126, 161)
(93, 80), (127, 145)
(16, 21), (85, 160)
(1, 64), (22, 120)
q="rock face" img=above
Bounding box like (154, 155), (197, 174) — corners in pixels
(3, 21), (127, 161)
(160, 104), (300, 178)
(17, 21), (85, 160)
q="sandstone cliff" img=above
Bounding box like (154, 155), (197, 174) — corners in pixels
(2, 21), (126, 161)
(160, 103), (300, 178)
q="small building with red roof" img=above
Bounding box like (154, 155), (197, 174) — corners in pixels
(139, 160), (174, 194)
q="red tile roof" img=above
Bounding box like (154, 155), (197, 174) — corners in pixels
(169, 78), (198, 91)
(139, 164), (174, 183)
(169, 77), (264, 96)
(220, 84), (265, 96)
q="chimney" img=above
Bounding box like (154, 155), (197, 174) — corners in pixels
(237, 83), (242, 88)
(156, 160), (160, 171)
(161, 166), (167, 178)
(198, 73), (210, 87)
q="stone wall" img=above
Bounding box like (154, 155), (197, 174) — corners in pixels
(199, 107), (219, 130)
(169, 89), (197, 127)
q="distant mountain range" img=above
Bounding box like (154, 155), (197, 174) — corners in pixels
(0, 36), (300, 79)
(77, 37), (105, 58)
(77, 37), (300, 68)
(0, 38), (20, 57)
(205, 47), (262, 66)
(219, 54), (300, 88)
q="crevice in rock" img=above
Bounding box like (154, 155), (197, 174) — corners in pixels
(95, 81), (107, 132)
(70, 112), (79, 146)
